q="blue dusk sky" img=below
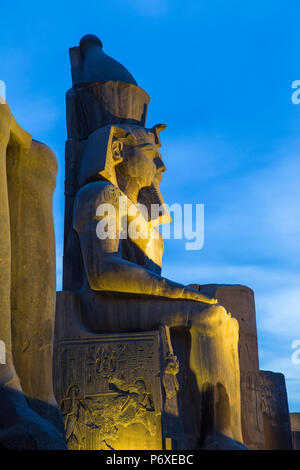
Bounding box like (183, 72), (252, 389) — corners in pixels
(1, 0), (300, 411)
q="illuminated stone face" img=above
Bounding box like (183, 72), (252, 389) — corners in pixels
(116, 133), (166, 193)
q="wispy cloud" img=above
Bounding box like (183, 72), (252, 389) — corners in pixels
(129, 0), (169, 17)
(0, 47), (61, 138)
(162, 133), (300, 264)
(13, 97), (61, 136)
(257, 286), (300, 338)
(162, 262), (300, 289)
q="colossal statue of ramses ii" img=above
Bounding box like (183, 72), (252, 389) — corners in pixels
(53, 35), (245, 450)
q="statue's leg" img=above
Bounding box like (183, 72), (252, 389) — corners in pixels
(4, 140), (66, 448)
(80, 290), (244, 447)
(0, 133), (38, 447)
(188, 310), (243, 447)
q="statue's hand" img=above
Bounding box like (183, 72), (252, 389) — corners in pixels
(0, 102), (12, 148)
(182, 286), (218, 304)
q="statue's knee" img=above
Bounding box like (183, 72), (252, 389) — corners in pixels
(225, 315), (239, 340)
(190, 304), (229, 331)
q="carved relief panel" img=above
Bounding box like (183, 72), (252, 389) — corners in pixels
(54, 331), (164, 450)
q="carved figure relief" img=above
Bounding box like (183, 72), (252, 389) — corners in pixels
(54, 332), (162, 450)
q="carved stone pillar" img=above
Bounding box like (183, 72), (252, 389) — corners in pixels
(260, 371), (293, 449)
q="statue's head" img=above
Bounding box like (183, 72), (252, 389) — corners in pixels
(114, 124), (166, 195)
(78, 123), (171, 225)
(134, 379), (147, 395)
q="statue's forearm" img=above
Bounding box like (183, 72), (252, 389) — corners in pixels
(84, 253), (216, 304)
(75, 193), (216, 304)
(87, 253), (182, 296)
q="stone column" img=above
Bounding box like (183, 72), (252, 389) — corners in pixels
(260, 371), (293, 449)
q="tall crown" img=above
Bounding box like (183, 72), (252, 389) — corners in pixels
(66, 34), (150, 140)
(70, 34), (137, 86)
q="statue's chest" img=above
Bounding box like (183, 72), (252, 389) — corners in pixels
(118, 199), (165, 274)
(121, 227), (164, 275)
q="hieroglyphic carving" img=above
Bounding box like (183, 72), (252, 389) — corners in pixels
(260, 371), (293, 449)
(54, 331), (162, 450)
(159, 326), (179, 402)
(159, 326), (181, 449)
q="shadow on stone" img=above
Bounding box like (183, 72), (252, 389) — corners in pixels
(0, 386), (66, 450)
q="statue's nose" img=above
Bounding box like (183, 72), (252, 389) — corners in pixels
(154, 157), (166, 173)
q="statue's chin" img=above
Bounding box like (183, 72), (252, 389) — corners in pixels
(137, 184), (171, 225)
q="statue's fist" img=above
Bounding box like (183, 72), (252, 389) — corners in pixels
(0, 102), (12, 147)
(183, 286), (218, 304)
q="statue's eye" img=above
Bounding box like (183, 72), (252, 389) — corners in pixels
(138, 143), (157, 157)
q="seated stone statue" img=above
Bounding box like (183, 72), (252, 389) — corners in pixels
(72, 122), (243, 448)
(56, 34), (245, 450)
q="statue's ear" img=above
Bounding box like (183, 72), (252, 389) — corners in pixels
(78, 125), (133, 188)
(111, 139), (123, 163)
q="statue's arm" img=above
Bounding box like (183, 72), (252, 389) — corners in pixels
(73, 181), (216, 304)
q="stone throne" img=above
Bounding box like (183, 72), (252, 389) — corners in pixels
(53, 35), (245, 450)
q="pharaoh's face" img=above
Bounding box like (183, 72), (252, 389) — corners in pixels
(118, 139), (166, 191)
(135, 380), (146, 395)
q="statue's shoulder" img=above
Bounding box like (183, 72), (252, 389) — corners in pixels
(73, 181), (122, 232)
(30, 139), (58, 174)
(75, 180), (121, 205)
(14, 139), (58, 187)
